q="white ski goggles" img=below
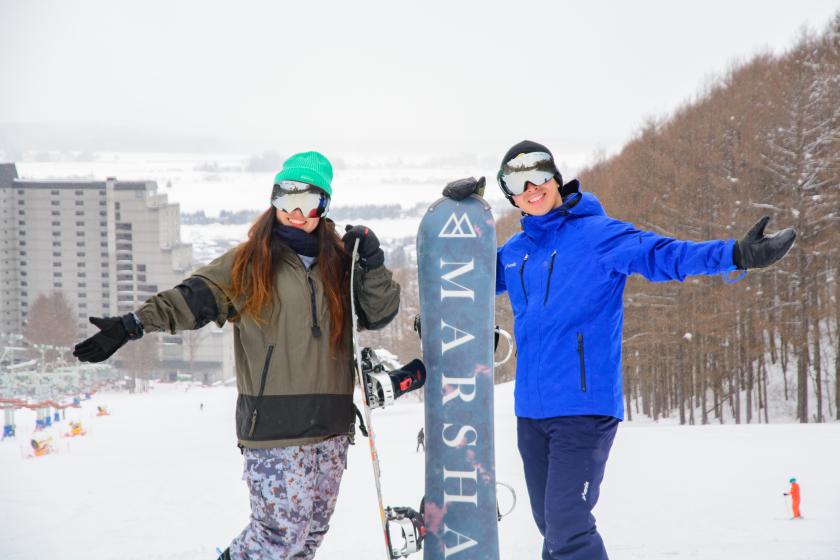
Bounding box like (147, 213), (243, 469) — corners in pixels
(497, 151), (556, 197)
(271, 180), (331, 218)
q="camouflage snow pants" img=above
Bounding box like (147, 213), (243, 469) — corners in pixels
(229, 436), (350, 560)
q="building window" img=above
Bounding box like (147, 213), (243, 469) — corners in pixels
(99, 211), (107, 217)
(76, 221), (84, 227)
(52, 241), (61, 247)
(100, 242), (108, 248)
(79, 282), (87, 288)
(76, 211), (84, 216)
(18, 210), (24, 215)
(75, 190), (83, 195)
(100, 200), (106, 206)
(51, 200), (59, 206)
(116, 223), (131, 230)
(77, 262), (85, 268)
(77, 272), (86, 278)
(18, 220), (25, 226)
(137, 275), (147, 282)
(116, 233), (132, 241)
(101, 272), (108, 278)
(52, 221), (60, 226)
(78, 231), (85, 237)
(53, 261), (61, 267)
(19, 261), (26, 266)
(53, 231), (62, 237)
(20, 271), (27, 277)
(51, 190), (59, 195)
(136, 264), (146, 272)
(101, 252), (108, 258)
(76, 252), (85, 257)
(51, 211), (60, 216)
(76, 241), (85, 247)
(20, 281), (27, 287)
(53, 252), (61, 257)
(115, 203), (120, 210)
(100, 231), (107, 237)
(19, 250), (26, 256)
(19, 240), (26, 246)
(53, 272), (61, 278)
(75, 200), (83, 206)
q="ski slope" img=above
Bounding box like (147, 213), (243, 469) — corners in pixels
(2, 382), (838, 560)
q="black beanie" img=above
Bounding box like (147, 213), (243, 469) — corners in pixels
(499, 140), (582, 207)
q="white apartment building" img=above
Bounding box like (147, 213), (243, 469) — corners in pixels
(1, 163), (234, 383)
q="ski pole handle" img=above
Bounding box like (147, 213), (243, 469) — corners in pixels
(494, 327), (514, 368)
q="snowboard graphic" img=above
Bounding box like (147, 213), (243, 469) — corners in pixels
(416, 194), (499, 559)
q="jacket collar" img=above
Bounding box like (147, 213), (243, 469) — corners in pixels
(520, 191), (606, 243)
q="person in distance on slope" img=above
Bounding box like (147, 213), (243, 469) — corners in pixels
(783, 477), (802, 519)
(444, 140), (796, 560)
(73, 151), (400, 560)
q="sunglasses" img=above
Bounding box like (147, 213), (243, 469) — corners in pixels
(497, 152), (556, 197)
(271, 180), (331, 218)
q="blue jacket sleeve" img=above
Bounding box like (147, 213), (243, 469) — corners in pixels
(591, 217), (737, 282)
(495, 246), (507, 295)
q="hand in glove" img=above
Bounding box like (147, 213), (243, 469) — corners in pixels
(343, 225), (385, 269)
(442, 176), (486, 201)
(73, 314), (144, 363)
(732, 216), (796, 270)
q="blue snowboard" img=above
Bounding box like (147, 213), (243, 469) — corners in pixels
(416, 194), (499, 559)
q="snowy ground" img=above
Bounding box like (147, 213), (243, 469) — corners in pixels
(2, 382), (838, 560)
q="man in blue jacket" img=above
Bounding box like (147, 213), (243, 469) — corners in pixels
(444, 140), (795, 560)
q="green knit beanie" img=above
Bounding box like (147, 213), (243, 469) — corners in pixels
(273, 151), (333, 197)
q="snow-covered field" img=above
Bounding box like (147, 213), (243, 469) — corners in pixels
(2, 382), (838, 560)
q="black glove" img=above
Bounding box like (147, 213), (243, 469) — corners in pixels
(442, 176), (486, 201)
(732, 216), (796, 270)
(343, 225), (384, 269)
(73, 314), (143, 363)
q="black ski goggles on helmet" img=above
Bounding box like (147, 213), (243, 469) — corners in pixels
(271, 180), (331, 218)
(497, 151), (557, 197)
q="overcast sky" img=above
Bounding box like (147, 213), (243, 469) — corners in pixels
(2, 0), (839, 158)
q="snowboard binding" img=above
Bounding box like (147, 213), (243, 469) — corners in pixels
(386, 506), (425, 558)
(361, 347), (426, 409)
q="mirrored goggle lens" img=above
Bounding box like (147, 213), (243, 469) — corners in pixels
(499, 169), (555, 196)
(498, 152), (556, 196)
(271, 183), (330, 218)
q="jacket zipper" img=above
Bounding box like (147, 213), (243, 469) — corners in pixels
(307, 275), (322, 338)
(519, 254), (529, 305)
(543, 250), (557, 306)
(248, 344), (275, 437)
(577, 332), (587, 393)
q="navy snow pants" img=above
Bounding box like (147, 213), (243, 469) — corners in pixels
(517, 415), (619, 560)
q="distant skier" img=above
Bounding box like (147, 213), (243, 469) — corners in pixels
(783, 477), (802, 519)
(416, 427), (425, 452)
(199, 403), (204, 412)
(444, 140), (796, 560)
(72, 151), (400, 560)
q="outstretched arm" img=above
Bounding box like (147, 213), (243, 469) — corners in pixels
(593, 216), (795, 281)
(73, 251), (237, 363)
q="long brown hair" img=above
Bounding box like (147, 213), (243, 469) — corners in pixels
(228, 208), (350, 353)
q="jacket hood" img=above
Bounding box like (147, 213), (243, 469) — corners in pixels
(520, 191), (606, 242)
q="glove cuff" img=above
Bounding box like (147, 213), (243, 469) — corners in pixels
(361, 249), (385, 270)
(732, 241), (744, 270)
(121, 313), (145, 340)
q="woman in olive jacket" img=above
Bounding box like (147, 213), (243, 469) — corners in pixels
(73, 151), (400, 559)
